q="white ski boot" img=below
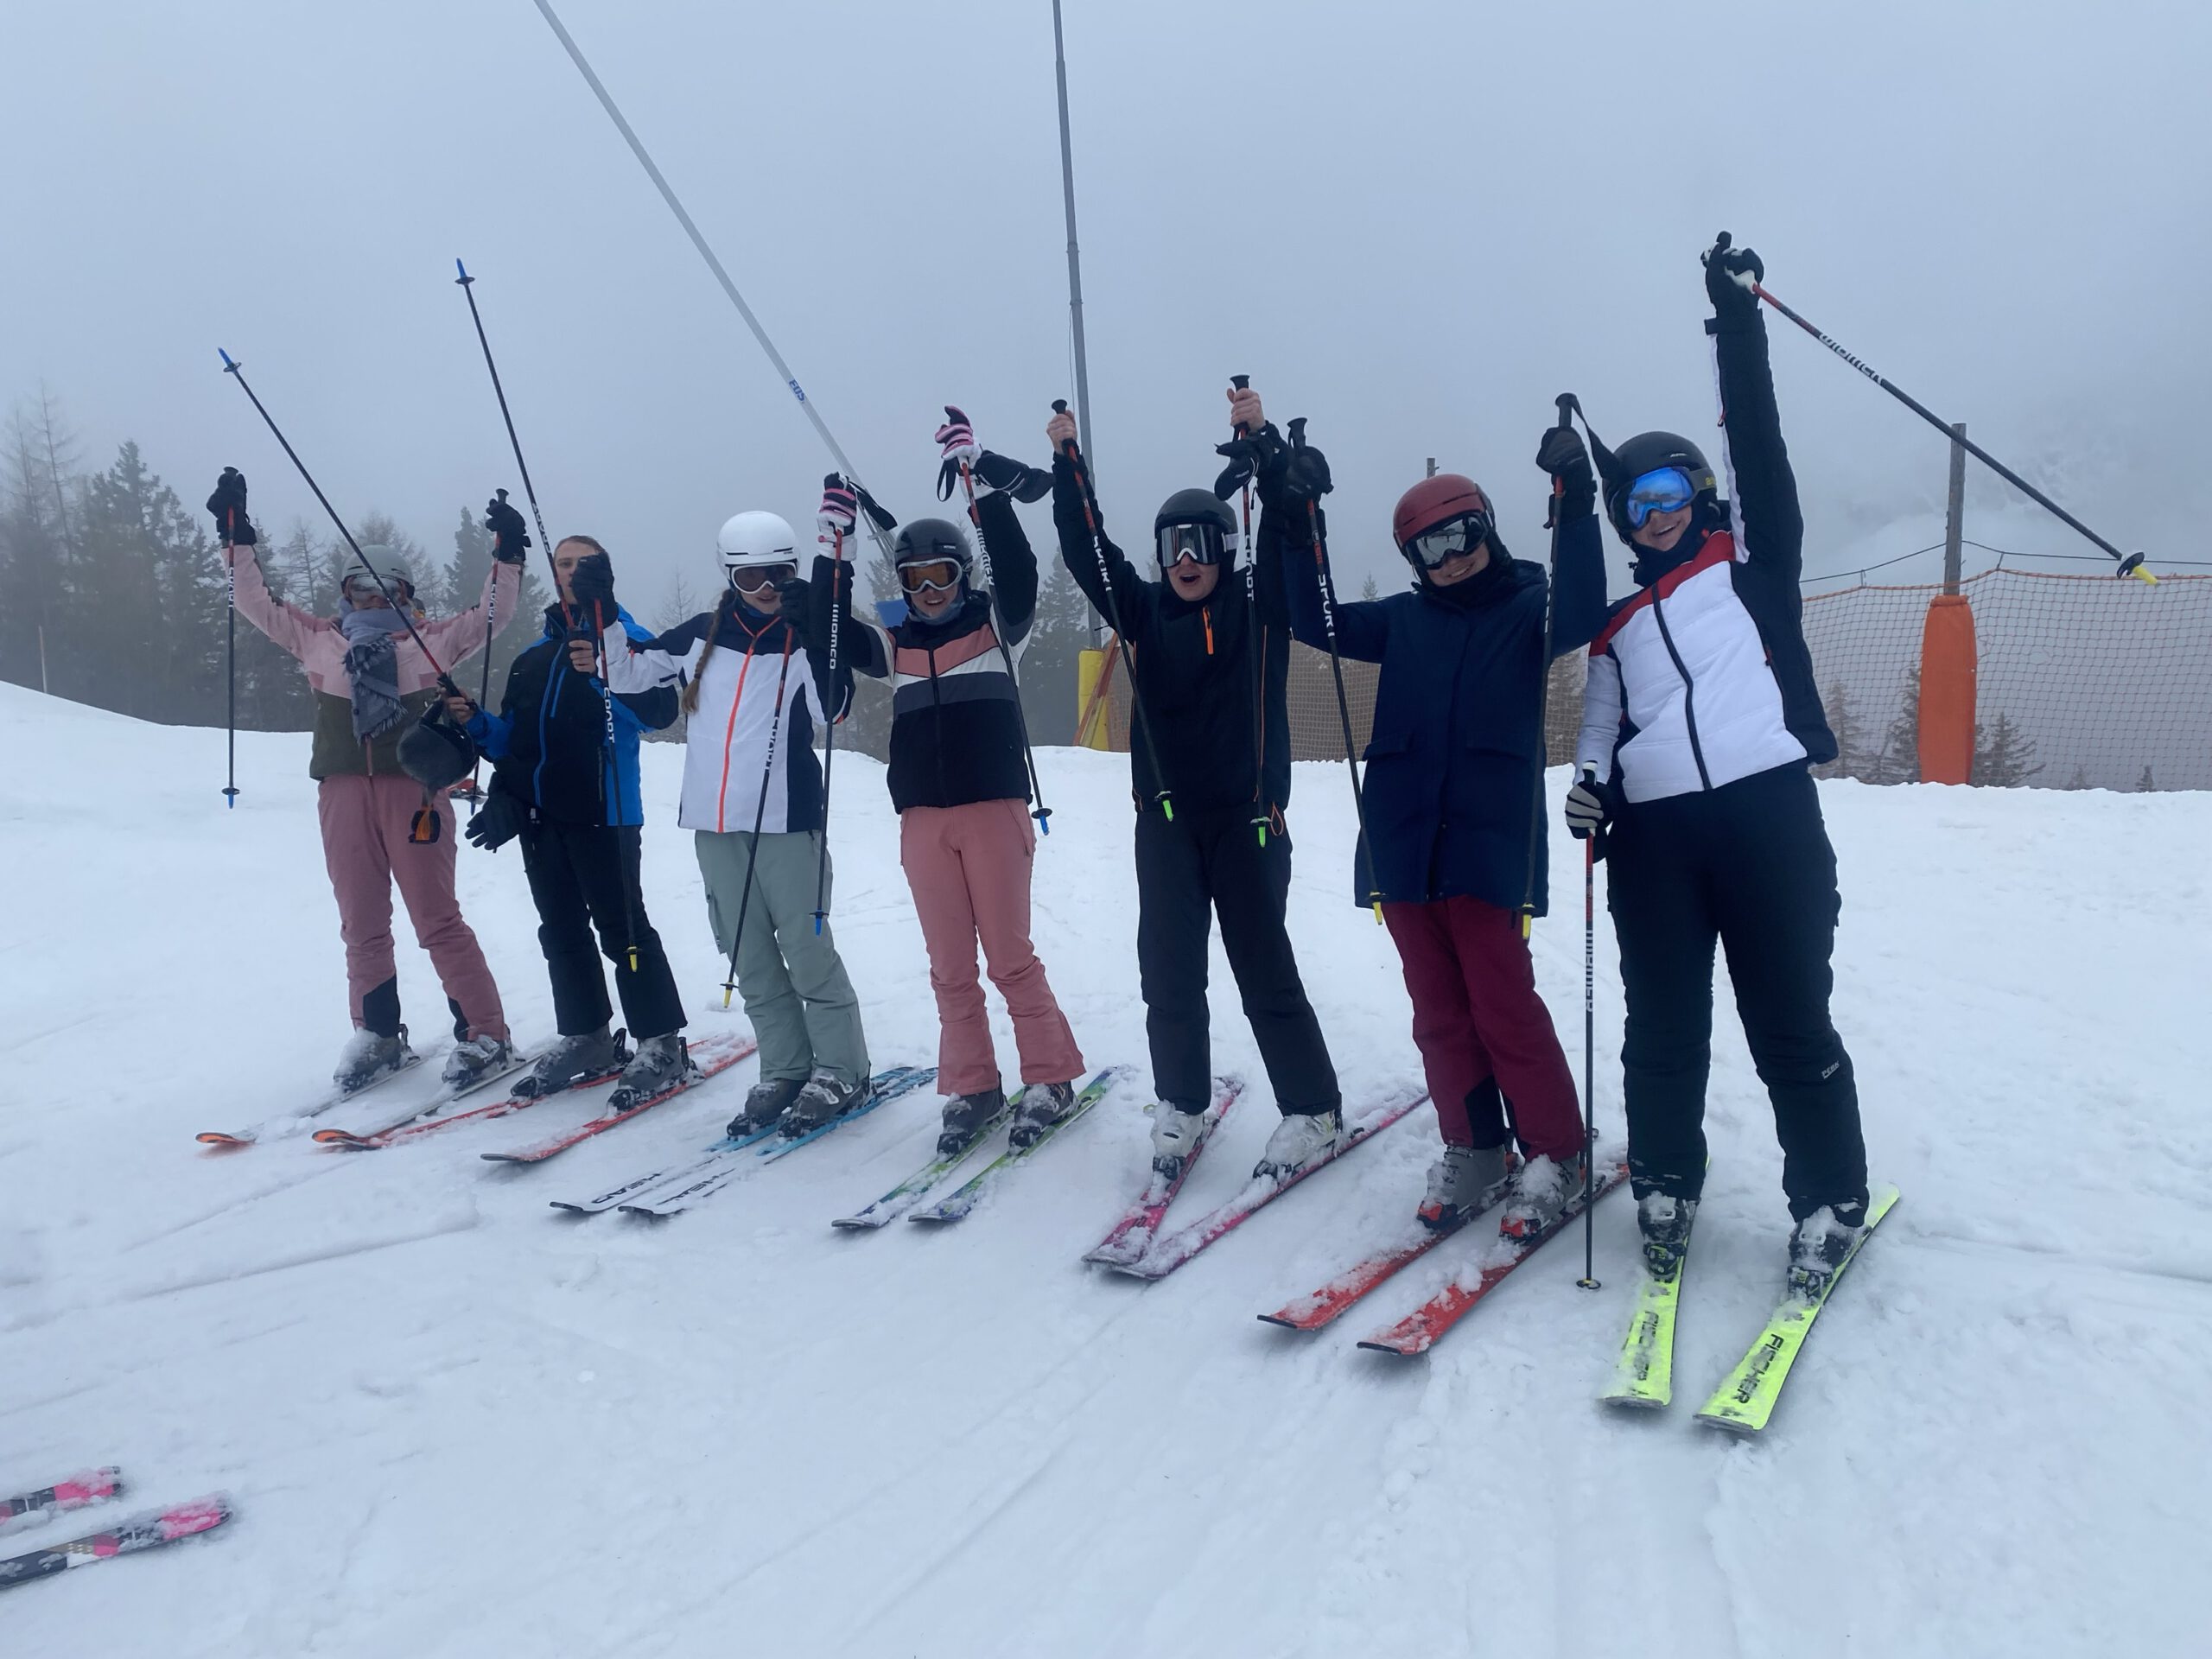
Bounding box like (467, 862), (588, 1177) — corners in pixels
(1253, 1109), (1341, 1182)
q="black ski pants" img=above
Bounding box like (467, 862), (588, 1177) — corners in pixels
(1606, 763), (1867, 1221)
(1135, 806), (1339, 1116)
(518, 821), (685, 1042)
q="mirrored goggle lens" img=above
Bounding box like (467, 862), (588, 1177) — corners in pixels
(1155, 524), (1224, 567)
(729, 563), (795, 591)
(1624, 467), (1696, 528)
(1403, 512), (1491, 569)
(899, 559), (963, 593)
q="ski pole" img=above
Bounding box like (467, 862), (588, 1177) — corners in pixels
(1519, 393), (1579, 940)
(811, 523), (843, 934)
(215, 351), (461, 696)
(526, 0), (897, 569)
(589, 599), (641, 976)
(1718, 232), (2153, 582)
(223, 505), (240, 808)
(956, 456), (1052, 832)
(1289, 418), (1382, 924)
(722, 639), (797, 1007)
(1576, 833), (1600, 1291)
(454, 263), (575, 628)
(1225, 376), (1269, 849)
(1053, 400), (1172, 820)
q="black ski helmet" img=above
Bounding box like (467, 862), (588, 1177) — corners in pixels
(1596, 431), (1720, 545)
(1153, 487), (1239, 568)
(893, 517), (972, 582)
(397, 702), (479, 791)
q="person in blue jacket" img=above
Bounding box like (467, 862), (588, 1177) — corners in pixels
(1274, 418), (1607, 1240)
(443, 537), (689, 1106)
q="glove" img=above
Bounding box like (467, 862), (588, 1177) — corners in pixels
(569, 553), (616, 613)
(934, 404), (982, 500)
(776, 575), (813, 633)
(1230, 422), (1292, 503)
(1564, 765), (1614, 841)
(1702, 232), (1763, 317)
(485, 491), (531, 565)
(971, 449), (1052, 504)
(817, 474), (857, 544)
(207, 467), (256, 546)
(463, 788), (531, 852)
(1535, 424), (1597, 521)
(1282, 418), (1333, 504)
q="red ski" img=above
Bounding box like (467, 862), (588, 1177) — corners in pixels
(479, 1035), (755, 1166)
(1083, 1076), (1243, 1268)
(1, 1469), (122, 1536)
(0, 1494), (232, 1592)
(313, 1059), (626, 1151)
(1355, 1162), (1630, 1356)
(1257, 1166), (1516, 1332)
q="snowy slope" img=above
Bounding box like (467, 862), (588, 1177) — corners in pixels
(2, 680), (2206, 1657)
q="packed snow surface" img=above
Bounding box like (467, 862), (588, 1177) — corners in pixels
(2, 682), (2206, 1656)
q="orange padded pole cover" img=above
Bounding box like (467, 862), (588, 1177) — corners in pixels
(1916, 593), (1978, 785)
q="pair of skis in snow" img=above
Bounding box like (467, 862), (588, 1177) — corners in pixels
(553, 1064), (938, 1219)
(0, 1469), (232, 1593)
(196, 1036), (537, 1148)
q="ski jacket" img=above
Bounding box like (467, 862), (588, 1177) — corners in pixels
(1279, 510), (1607, 914)
(222, 545), (518, 780)
(1051, 457), (1294, 818)
(467, 604), (677, 827)
(1575, 308), (1837, 803)
(601, 599), (825, 835)
(836, 491), (1038, 813)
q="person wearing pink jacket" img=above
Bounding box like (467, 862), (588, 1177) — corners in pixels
(208, 467), (523, 1093)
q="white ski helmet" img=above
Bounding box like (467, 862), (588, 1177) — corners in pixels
(715, 511), (800, 585)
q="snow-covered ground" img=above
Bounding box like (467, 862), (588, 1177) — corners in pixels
(2, 680), (2206, 1656)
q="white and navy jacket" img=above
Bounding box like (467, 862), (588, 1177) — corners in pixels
(604, 602), (825, 835)
(1577, 308), (1837, 804)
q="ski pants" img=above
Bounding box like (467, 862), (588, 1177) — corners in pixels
(317, 773), (506, 1043)
(1134, 806), (1339, 1116)
(1383, 893), (1584, 1161)
(518, 819), (685, 1042)
(695, 828), (869, 1089)
(1607, 762), (1868, 1221)
(899, 799), (1084, 1097)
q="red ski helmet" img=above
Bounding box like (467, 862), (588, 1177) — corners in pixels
(1391, 474), (1495, 571)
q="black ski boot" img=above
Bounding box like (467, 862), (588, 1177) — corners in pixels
(1008, 1080), (1078, 1149)
(785, 1071), (868, 1133)
(1787, 1199), (1868, 1300)
(1637, 1192), (1698, 1281)
(518, 1026), (625, 1099)
(937, 1086), (1006, 1157)
(334, 1026), (413, 1094)
(610, 1033), (694, 1112)
(727, 1077), (804, 1139)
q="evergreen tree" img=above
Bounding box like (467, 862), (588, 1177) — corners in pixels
(0, 397), (80, 699)
(1815, 679), (1866, 781)
(1358, 572), (1381, 602)
(1971, 710), (2043, 787)
(76, 442), (225, 723)
(1871, 664), (1922, 785)
(2136, 765), (2157, 793)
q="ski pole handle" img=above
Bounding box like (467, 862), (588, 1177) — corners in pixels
(1230, 373), (1251, 437)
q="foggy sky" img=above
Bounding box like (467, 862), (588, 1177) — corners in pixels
(5, 0), (2208, 614)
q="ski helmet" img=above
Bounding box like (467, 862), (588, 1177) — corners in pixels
(893, 518), (973, 594)
(715, 511), (801, 588)
(1390, 474), (1495, 575)
(1152, 488), (1239, 568)
(342, 544), (417, 607)
(1598, 432), (1719, 545)
(397, 703), (478, 791)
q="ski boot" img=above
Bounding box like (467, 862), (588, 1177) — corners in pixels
(937, 1086), (1006, 1157)
(518, 1026), (625, 1099)
(1150, 1103), (1207, 1182)
(1009, 1080), (1079, 1149)
(609, 1033), (694, 1112)
(1497, 1151), (1586, 1242)
(441, 1033), (512, 1092)
(1787, 1199), (1868, 1300)
(784, 1071), (868, 1133)
(1417, 1143), (1515, 1231)
(1253, 1108), (1341, 1182)
(334, 1026), (413, 1094)
(727, 1077), (804, 1139)
(1637, 1192), (1697, 1281)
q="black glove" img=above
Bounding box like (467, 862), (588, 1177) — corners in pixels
(207, 467), (256, 546)
(1564, 765), (1616, 841)
(1702, 232), (1764, 317)
(464, 788), (531, 852)
(776, 575), (813, 633)
(850, 480), (899, 536)
(972, 449), (1053, 504)
(1283, 418), (1333, 504)
(1535, 424), (1597, 522)
(569, 553), (616, 613)
(1217, 423), (1289, 502)
(485, 491), (531, 565)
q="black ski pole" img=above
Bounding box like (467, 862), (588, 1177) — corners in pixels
(722, 641), (797, 1007)
(454, 263), (575, 626)
(956, 455), (1052, 832)
(588, 599), (641, 976)
(1225, 375), (1268, 849)
(1519, 394), (1580, 939)
(1577, 832), (1600, 1291)
(1717, 232), (2153, 581)
(1289, 417), (1382, 924)
(223, 504), (240, 809)
(1053, 399), (1172, 821)
(811, 521), (844, 934)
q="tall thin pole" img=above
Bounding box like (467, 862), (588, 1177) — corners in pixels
(1942, 421), (1966, 596)
(1051, 0), (1102, 644)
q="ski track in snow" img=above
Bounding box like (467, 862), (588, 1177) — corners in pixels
(1, 683), (2207, 1656)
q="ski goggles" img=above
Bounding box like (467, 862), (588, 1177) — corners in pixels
(898, 558), (964, 594)
(341, 574), (403, 605)
(728, 562), (796, 593)
(1400, 509), (1493, 570)
(1622, 467), (1698, 529)
(1155, 523), (1228, 568)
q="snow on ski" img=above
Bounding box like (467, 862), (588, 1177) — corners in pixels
(1, 1469), (121, 1537)
(616, 1066), (938, 1220)
(308, 1046), (537, 1144)
(1083, 1076), (1243, 1268)
(1355, 1162), (1629, 1356)
(829, 1088), (1028, 1231)
(1694, 1185), (1901, 1436)
(1109, 1085), (1429, 1282)
(480, 1034), (756, 1166)
(0, 1494), (232, 1592)
(908, 1066), (1131, 1226)
(312, 1056), (630, 1151)
(1599, 1207), (1698, 1410)
(196, 1051), (430, 1147)
(1256, 1173), (1516, 1332)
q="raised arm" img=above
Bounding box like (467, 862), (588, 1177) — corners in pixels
(1254, 416), (1390, 663)
(1704, 238), (1803, 576)
(416, 558), (520, 670)
(1048, 429), (1154, 639)
(1533, 421), (1610, 658)
(207, 467), (327, 662)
